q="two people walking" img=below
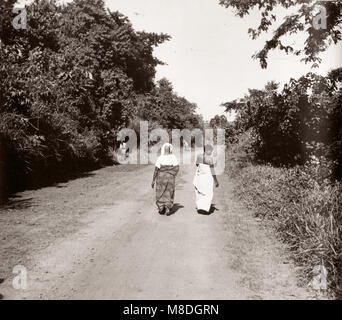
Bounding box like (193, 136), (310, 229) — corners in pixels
(151, 143), (219, 215)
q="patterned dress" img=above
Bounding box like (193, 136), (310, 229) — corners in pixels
(154, 152), (179, 212)
(156, 165), (179, 212)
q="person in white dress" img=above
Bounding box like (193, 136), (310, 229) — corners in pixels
(193, 144), (219, 213)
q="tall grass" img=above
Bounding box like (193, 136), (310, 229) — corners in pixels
(227, 150), (342, 298)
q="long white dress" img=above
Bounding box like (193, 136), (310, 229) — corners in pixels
(193, 163), (214, 212)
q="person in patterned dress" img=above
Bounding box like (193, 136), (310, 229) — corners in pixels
(151, 143), (179, 216)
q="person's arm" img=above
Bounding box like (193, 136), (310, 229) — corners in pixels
(172, 155), (180, 175)
(151, 167), (159, 188)
(196, 154), (203, 167)
(213, 174), (219, 188)
(210, 158), (219, 188)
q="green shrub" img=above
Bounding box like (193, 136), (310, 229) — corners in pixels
(228, 159), (342, 297)
(0, 1), (200, 199)
(222, 70), (342, 181)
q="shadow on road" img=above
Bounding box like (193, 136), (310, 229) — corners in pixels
(197, 204), (219, 216)
(169, 203), (184, 216)
(0, 196), (34, 212)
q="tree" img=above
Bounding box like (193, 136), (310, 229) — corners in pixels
(222, 70), (342, 178)
(0, 0), (204, 199)
(137, 78), (203, 131)
(219, 0), (342, 68)
(0, 0), (171, 197)
(209, 114), (239, 144)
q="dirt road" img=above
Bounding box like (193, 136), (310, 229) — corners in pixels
(0, 155), (311, 299)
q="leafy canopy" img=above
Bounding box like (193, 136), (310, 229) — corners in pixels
(221, 69), (342, 180)
(219, 0), (342, 68)
(0, 0), (202, 197)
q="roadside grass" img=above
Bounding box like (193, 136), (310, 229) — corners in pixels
(226, 146), (342, 299)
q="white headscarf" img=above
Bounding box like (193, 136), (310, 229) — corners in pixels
(155, 143), (178, 168)
(161, 143), (173, 155)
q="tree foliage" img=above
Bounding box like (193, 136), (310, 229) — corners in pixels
(219, 0), (342, 68)
(222, 69), (342, 180)
(209, 114), (237, 144)
(137, 78), (203, 130)
(0, 0), (200, 199)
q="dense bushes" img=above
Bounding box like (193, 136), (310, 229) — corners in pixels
(222, 70), (342, 181)
(220, 69), (342, 297)
(213, 0), (342, 298)
(227, 156), (342, 297)
(0, 0), (202, 200)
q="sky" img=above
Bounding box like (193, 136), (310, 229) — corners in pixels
(105, 0), (342, 120)
(18, 0), (342, 120)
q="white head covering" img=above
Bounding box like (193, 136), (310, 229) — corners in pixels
(155, 143), (178, 168)
(161, 143), (173, 155)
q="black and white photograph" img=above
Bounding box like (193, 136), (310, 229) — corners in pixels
(0, 0), (341, 303)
